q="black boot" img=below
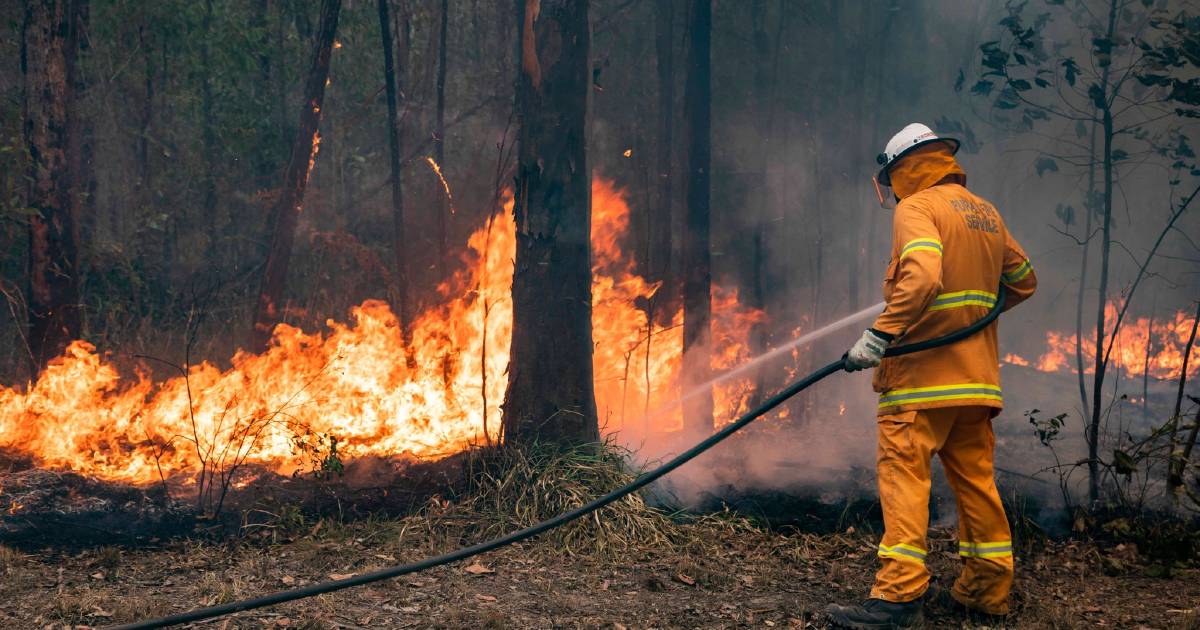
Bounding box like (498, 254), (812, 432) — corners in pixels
(827, 597), (924, 629)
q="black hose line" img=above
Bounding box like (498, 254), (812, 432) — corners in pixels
(111, 291), (1005, 630)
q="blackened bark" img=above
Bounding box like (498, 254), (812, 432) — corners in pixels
(502, 0), (599, 445)
(435, 0), (449, 277)
(24, 0), (82, 375)
(682, 0), (712, 434)
(377, 0), (411, 347)
(248, 0), (341, 352)
(651, 0), (674, 295)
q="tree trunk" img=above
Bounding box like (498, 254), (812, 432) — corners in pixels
(651, 0), (674, 297)
(248, 0), (341, 353)
(434, 0), (449, 277)
(502, 0), (599, 446)
(682, 0), (712, 435)
(1076, 118), (1097, 421)
(200, 0), (217, 227)
(747, 0), (773, 407)
(23, 0), (83, 375)
(1168, 301), (1200, 490)
(67, 0), (94, 247)
(1087, 0), (1118, 506)
(377, 0), (412, 349)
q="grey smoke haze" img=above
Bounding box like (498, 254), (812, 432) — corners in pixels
(0, 0), (1194, 514)
(590, 0), (1198, 511)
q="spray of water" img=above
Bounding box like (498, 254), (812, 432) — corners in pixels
(640, 301), (886, 423)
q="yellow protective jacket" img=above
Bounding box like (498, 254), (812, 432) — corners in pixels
(870, 144), (1037, 415)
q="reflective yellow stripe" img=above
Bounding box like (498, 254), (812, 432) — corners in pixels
(878, 543), (927, 564)
(900, 237), (943, 259)
(959, 540), (1013, 558)
(879, 383), (1003, 410)
(1002, 260), (1033, 284)
(927, 290), (998, 312)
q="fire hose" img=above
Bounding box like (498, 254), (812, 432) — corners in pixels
(111, 291), (1005, 630)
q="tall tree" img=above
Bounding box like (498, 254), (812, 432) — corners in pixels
(377, 0), (412, 345)
(200, 0), (218, 230)
(681, 0), (712, 434)
(434, 0), (449, 277)
(502, 0), (599, 445)
(23, 0), (83, 375)
(248, 0), (342, 352)
(747, 0), (781, 406)
(651, 0), (674, 293)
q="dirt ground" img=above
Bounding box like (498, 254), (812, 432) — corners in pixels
(2, 515), (1198, 630)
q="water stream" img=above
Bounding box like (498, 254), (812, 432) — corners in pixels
(641, 301), (886, 422)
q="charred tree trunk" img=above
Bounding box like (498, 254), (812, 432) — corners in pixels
(377, 0), (412, 348)
(434, 0), (449, 277)
(502, 0), (599, 446)
(682, 0), (712, 434)
(23, 0), (83, 375)
(248, 0), (341, 353)
(651, 0), (674, 298)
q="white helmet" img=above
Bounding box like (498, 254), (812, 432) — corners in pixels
(875, 123), (960, 186)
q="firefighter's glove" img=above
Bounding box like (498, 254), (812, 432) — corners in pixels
(845, 328), (893, 371)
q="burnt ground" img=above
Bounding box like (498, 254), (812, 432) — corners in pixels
(2, 515), (1198, 630)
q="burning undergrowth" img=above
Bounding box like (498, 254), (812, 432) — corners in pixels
(0, 177), (774, 544)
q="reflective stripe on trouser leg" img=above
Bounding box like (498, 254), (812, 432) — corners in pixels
(871, 409), (955, 603)
(939, 407), (1014, 616)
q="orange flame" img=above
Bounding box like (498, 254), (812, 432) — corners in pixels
(1004, 303), (1198, 380)
(0, 178), (763, 484)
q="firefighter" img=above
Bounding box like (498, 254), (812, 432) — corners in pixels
(827, 123), (1038, 628)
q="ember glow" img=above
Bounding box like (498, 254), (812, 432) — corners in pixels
(1003, 303), (1198, 380)
(0, 178), (762, 484)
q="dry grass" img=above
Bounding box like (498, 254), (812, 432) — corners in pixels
(0, 544), (23, 572)
(421, 440), (683, 557)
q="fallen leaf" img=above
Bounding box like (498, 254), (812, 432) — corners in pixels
(599, 579), (610, 591)
(674, 573), (696, 586)
(90, 572), (105, 580)
(87, 608), (114, 618)
(613, 623), (627, 630)
(328, 573), (356, 580)
(475, 594), (498, 602)
(464, 562), (495, 575)
(280, 575), (295, 585)
(373, 554), (396, 562)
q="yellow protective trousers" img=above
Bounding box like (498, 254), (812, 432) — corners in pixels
(871, 406), (1014, 615)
